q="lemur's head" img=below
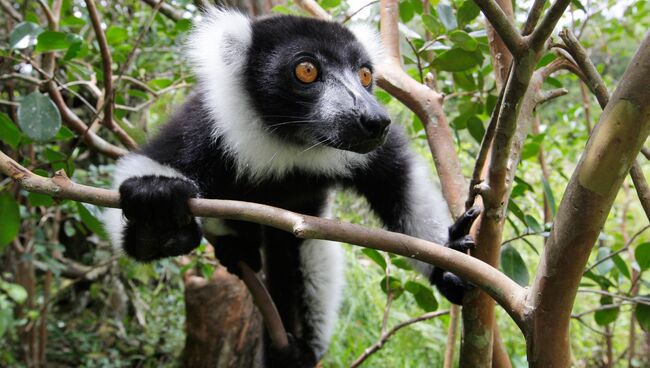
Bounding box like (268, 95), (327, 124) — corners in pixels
(189, 9), (390, 155)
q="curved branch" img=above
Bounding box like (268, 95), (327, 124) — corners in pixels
(0, 149), (526, 326)
(85, 0), (138, 150)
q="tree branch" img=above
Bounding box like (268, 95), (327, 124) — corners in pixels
(350, 310), (450, 367)
(521, 0), (547, 36)
(0, 149), (527, 326)
(84, 0), (138, 150)
(473, 0), (524, 56)
(528, 31), (650, 367)
(528, 0), (572, 50)
(295, 0), (333, 20)
(0, 0), (22, 21)
(141, 0), (183, 22)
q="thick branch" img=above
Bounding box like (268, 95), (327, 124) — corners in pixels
(0, 149), (526, 325)
(378, 0), (467, 218)
(527, 31), (650, 367)
(559, 28), (650, 223)
(473, 0), (524, 56)
(528, 0), (572, 50)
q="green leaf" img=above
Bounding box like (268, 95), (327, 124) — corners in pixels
(375, 90), (392, 104)
(457, 0), (480, 26)
(106, 26), (128, 45)
(542, 178), (557, 216)
(500, 244), (529, 286)
(0, 282), (28, 304)
(391, 257), (413, 270)
(636, 297), (650, 331)
(0, 306), (12, 338)
(467, 116), (485, 143)
(76, 202), (108, 240)
(524, 215), (543, 233)
(17, 92), (61, 142)
(404, 280), (421, 294)
(28, 193), (54, 207)
(432, 48), (480, 72)
(422, 14), (445, 38)
(35, 31), (71, 52)
(594, 296), (619, 325)
(414, 286), (438, 312)
(10, 22), (43, 49)
(571, 0), (586, 12)
(635, 242), (650, 271)
(362, 249), (387, 270)
(435, 4), (457, 30)
(379, 276), (403, 298)
(611, 253), (631, 280)
(320, 0), (341, 9)
(0, 112), (22, 149)
(0, 192), (20, 250)
(399, 1), (415, 23)
(507, 201), (526, 224)
(448, 30), (478, 51)
(174, 19), (192, 32)
(61, 16), (86, 27)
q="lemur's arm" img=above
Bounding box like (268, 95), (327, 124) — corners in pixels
(349, 128), (478, 304)
(103, 154), (204, 262)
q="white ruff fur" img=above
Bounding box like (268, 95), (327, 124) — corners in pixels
(103, 154), (190, 251)
(187, 8), (379, 181)
(299, 203), (344, 357)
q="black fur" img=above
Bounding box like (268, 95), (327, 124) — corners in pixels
(114, 14), (476, 367)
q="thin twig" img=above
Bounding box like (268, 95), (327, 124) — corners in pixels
(0, 0), (21, 21)
(141, 0), (183, 22)
(583, 224), (650, 275)
(350, 310), (449, 367)
(84, 0), (138, 149)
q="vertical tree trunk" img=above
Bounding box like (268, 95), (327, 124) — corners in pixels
(527, 33), (650, 367)
(183, 268), (263, 368)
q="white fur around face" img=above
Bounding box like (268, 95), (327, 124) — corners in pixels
(348, 23), (384, 67)
(103, 154), (191, 251)
(187, 8), (372, 182)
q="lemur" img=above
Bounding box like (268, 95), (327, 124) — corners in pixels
(103, 8), (478, 367)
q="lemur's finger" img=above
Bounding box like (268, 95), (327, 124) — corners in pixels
(449, 206), (482, 239)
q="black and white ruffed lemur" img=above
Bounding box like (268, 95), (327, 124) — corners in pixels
(103, 8), (478, 367)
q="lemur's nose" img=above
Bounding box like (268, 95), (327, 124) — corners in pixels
(360, 112), (391, 138)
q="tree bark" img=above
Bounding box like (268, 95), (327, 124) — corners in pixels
(182, 268), (263, 368)
(526, 32), (650, 367)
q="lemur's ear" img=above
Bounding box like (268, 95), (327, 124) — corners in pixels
(187, 7), (252, 80)
(348, 23), (385, 67)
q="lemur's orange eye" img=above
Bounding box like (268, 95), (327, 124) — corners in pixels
(295, 62), (318, 83)
(359, 67), (372, 87)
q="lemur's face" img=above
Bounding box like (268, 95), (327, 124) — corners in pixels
(244, 16), (391, 154)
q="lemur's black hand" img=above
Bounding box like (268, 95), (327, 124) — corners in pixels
(267, 333), (318, 368)
(432, 207), (482, 305)
(119, 176), (202, 262)
(447, 206), (481, 252)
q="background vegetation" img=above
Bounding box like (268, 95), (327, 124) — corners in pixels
(0, 0), (649, 367)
